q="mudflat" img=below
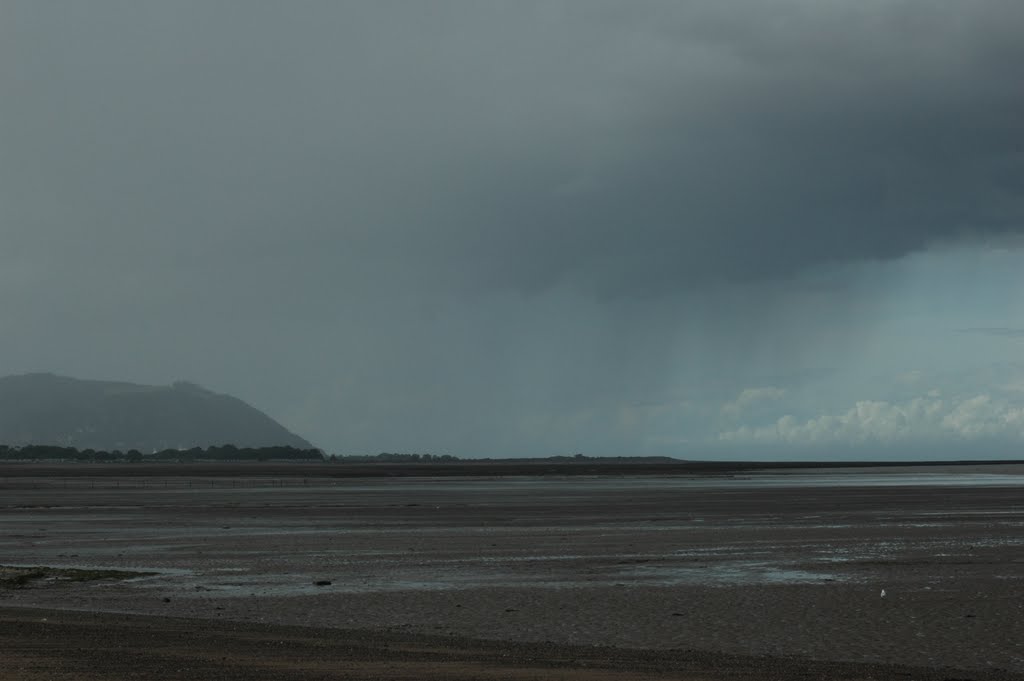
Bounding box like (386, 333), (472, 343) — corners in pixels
(1, 463), (1022, 679)
(5, 606), (1020, 681)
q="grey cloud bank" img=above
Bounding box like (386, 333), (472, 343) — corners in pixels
(1, 2), (1022, 457)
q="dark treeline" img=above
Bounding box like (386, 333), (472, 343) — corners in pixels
(0, 446), (677, 464)
(327, 452), (459, 463)
(325, 453), (678, 463)
(472, 454), (679, 464)
(0, 444), (323, 463)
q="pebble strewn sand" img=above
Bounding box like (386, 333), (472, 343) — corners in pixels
(1, 468), (1022, 675)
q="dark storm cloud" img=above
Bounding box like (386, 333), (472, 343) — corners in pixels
(451, 2), (1024, 296)
(1, 1), (1022, 454)
(2, 1), (1021, 303)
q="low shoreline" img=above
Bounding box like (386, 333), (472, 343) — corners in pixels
(3, 605), (1020, 681)
(2, 459), (1023, 479)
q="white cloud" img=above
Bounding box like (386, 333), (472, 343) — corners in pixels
(719, 393), (1024, 445)
(895, 370), (925, 385)
(721, 386), (786, 417)
(941, 394), (1024, 439)
(1001, 378), (1024, 393)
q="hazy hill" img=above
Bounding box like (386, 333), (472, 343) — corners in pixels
(0, 373), (312, 452)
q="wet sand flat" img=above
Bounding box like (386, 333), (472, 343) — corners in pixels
(5, 606), (1021, 681)
(1, 465), (1022, 678)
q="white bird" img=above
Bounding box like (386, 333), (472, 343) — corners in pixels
(880, 589), (886, 598)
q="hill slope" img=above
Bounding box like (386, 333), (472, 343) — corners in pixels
(0, 373), (312, 451)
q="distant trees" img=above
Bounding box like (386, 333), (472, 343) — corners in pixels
(0, 445), (464, 465)
(326, 452), (458, 463)
(148, 445), (322, 462)
(0, 444), (323, 463)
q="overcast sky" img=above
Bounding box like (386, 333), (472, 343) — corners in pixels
(2, 1), (1023, 458)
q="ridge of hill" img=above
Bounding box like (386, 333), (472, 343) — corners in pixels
(0, 373), (312, 452)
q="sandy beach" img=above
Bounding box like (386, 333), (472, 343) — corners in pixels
(2, 464), (1022, 679)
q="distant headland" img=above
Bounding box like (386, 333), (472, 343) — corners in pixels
(0, 373), (311, 452)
